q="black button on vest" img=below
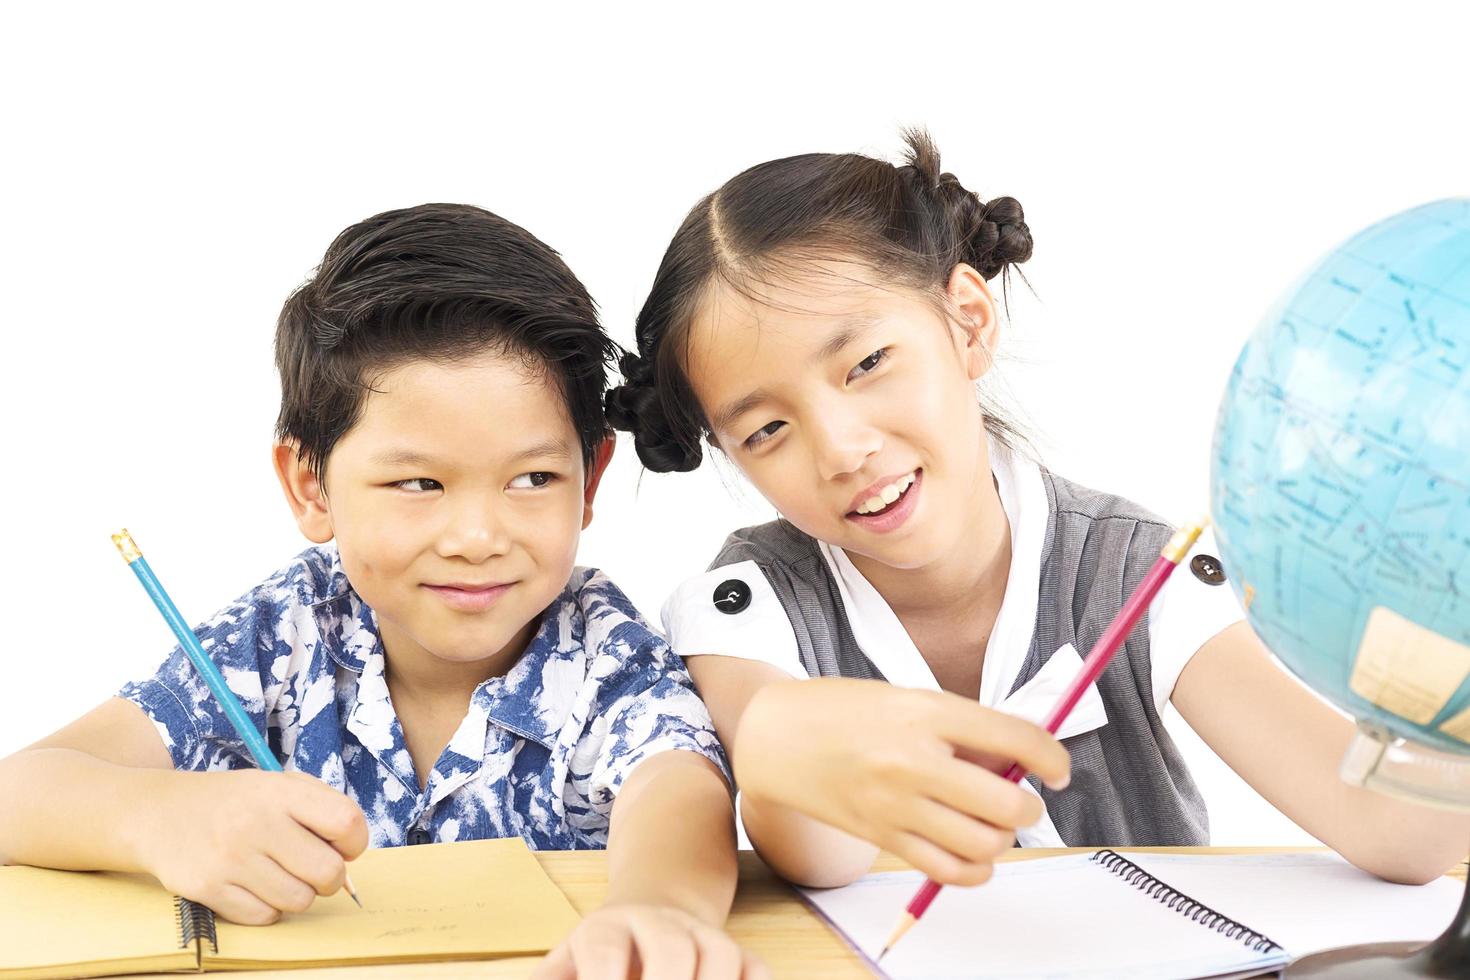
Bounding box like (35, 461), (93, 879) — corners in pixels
(713, 579), (752, 614)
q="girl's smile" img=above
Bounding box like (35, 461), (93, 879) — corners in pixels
(845, 467), (922, 533)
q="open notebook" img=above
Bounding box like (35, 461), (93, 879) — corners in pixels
(800, 850), (1464, 980)
(0, 837), (580, 979)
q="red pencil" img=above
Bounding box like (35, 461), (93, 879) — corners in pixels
(876, 518), (1209, 963)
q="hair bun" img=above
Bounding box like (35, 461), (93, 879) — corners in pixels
(604, 352), (704, 472)
(969, 195), (1032, 280)
(901, 129), (1032, 281)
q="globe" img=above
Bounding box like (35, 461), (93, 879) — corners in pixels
(1211, 198), (1470, 773)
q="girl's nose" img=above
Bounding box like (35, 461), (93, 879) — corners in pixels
(810, 413), (883, 483)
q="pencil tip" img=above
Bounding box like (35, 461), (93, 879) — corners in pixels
(876, 947), (889, 963)
(350, 891), (363, 908)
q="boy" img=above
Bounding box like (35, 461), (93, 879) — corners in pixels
(0, 204), (760, 977)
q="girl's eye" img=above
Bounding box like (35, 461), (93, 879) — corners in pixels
(744, 420), (785, 449)
(508, 471), (556, 489)
(847, 349), (887, 382)
(393, 478), (443, 493)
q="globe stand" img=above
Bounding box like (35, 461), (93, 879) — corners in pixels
(1285, 724), (1470, 978)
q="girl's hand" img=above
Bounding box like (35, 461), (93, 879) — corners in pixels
(735, 678), (1070, 886)
(533, 904), (770, 980)
(140, 769), (368, 924)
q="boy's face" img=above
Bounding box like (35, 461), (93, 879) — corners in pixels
(279, 350), (611, 679)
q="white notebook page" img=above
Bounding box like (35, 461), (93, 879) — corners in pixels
(798, 852), (1461, 980)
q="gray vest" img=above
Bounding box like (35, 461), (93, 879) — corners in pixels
(709, 469), (1209, 846)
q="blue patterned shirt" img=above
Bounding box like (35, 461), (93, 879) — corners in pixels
(119, 545), (730, 850)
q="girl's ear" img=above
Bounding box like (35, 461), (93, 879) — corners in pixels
(273, 442), (335, 544)
(946, 262), (1001, 381)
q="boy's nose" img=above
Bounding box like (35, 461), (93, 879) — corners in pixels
(437, 497), (512, 562)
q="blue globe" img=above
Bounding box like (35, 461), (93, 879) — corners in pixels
(1211, 199), (1470, 756)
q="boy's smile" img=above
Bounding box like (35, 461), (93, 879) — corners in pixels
(279, 349), (610, 690)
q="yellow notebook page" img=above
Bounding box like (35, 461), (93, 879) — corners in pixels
(205, 838), (581, 969)
(0, 867), (197, 979)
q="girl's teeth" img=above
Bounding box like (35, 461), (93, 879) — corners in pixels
(855, 472), (917, 515)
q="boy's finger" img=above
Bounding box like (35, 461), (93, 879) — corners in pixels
(924, 757), (1045, 830)
(528, 943), (574, 980)
(239, 853), (318, 915)
(570, 918), (635, 980)
(742, 950), (774, 980)
(690, 923), (742, 980)
(268, 820), (348, 897)
(211, 882), (283, 926)
(932, 699), (1071, 788)
(626, 915), (697, 980)
(284, 780), (370, 859)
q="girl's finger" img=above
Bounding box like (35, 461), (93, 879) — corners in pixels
(930, 699), (1071, 789)
(922, 756), (1046, 831)
(887, 830), (997, 888)
(901, 797), (1015, 865)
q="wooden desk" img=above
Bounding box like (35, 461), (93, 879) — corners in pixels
(136, 848), (1467, 979)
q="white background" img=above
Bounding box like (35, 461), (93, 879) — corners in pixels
(2, 2), (1466, 846)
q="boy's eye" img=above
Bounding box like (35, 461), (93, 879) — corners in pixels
(847, 349), (887, 382)
(392, 478), (443, 493)
(508, 471), (556, 489)
(743, 420), (785, 449)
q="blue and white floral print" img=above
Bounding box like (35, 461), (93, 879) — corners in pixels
(119, 546), (730, 849)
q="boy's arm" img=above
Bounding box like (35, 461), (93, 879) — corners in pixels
(0, 697), (367, 924)
(536, 750), (769, 979)
(1173, 622), (1470, 884)
(0, 697), (176, 870)
(604, 749), (736, 923)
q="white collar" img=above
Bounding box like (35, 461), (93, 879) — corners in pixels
(815, 437), (1107, 741)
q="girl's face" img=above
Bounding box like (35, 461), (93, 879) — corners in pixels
(685, 259), (1000, 570)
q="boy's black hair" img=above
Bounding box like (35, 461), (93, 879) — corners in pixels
(275, 203), (616, 481)
(605, 130), (1032, 473)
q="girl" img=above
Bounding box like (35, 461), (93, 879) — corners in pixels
(605, 132), (1467, 891)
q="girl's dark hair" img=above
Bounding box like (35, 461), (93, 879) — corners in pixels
(275, 203), (616, 482)
(605, 130), (1033, 473)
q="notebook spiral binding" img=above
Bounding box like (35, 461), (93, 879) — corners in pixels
(1090, 850), (1284, 954)
(174, 896), (219, 954)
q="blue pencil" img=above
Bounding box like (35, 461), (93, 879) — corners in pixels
(113, 529), (362, 907)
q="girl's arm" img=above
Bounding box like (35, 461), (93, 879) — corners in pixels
(1172, 622), (1469, 884)
(534, 750), (768, 979)
(690, 656), (880, 887)
(688, 656), (1071, 889)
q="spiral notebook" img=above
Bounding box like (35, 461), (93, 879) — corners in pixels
(0, 837), (581, 979)
(799, 850), (1464, 980)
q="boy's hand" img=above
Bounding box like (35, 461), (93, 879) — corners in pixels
(137, 769), (368, 924)
(533, 904), (769, 980)
(735, 678), (1071, 887)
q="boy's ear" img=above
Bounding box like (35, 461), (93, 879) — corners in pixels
(946, 263), (1001, 381)
(580, 433), (617, 530)
(272, 442), (334, 544)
